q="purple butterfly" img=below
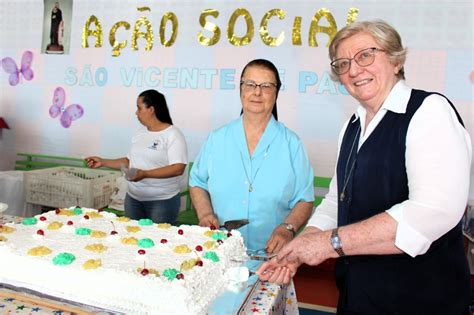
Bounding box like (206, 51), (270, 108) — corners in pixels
(1, 51), (34, 86)
(49, 87), (84, 128)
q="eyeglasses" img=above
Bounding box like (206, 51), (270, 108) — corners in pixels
(330, 47), (385, 75)
(240, 80), (277, 93)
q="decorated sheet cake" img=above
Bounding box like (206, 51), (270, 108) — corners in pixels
(0, 207), (247, 314)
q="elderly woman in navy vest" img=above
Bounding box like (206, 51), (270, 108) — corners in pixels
(258, 20), (472, 314)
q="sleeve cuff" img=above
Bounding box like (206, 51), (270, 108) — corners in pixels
(386, 204), (431, 257)
(306, 214), (337, 232)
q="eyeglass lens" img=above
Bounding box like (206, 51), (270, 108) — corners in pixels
(331, 47), (380, 75)
(241, 81), (276, 93)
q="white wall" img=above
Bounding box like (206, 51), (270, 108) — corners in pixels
(1, 0), (473, 200)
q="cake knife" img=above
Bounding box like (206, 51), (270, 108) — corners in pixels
(220, 219), (249, 230)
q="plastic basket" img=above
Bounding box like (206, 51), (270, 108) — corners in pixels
(24, 166), (121, 209)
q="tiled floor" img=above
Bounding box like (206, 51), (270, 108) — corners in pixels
(293, 260), (338, 314)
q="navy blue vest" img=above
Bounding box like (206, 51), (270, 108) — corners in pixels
(335, 89), (470, 314)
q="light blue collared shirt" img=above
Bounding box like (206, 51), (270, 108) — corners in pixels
(190, 116), (314, 251)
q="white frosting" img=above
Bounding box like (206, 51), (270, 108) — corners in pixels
(225, 266), (250, 292)
(0, 208), (247, 314)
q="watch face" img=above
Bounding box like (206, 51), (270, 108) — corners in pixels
(331, 235), (342, 249)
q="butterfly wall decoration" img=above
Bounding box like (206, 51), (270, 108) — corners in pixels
(49, 87), (84, 128)
(1, 50), (34, 86)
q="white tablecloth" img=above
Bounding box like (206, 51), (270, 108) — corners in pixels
(0, 171), (41, 217)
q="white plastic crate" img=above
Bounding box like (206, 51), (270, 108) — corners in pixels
(24, 167), (121, 209)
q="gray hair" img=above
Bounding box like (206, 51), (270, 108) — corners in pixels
(329, 20), (407, 81)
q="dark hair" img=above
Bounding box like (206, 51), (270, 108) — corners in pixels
(138, 89), (173, 125)
(239, 59), (280, 121)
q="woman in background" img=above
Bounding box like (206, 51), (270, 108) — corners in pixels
(86, 89), (188, 224)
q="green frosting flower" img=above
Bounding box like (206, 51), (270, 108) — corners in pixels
(53, 252), (76, 265)
(22, 217), (38, 225)
(75, 228), (92, 235)
(211, 231), (228, 241)
(203, 251), (220, 262)
(138, 238), (155, 248)
(73, 208), (83, 215)
(138, 219), (153, 226)
(163, 268), (179, 280)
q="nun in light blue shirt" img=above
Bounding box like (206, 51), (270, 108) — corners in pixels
(189, 59), (314, 253)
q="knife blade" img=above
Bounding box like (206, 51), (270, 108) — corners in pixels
(220, 219), (249, 230)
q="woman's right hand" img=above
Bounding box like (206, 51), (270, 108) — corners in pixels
(199, 213), (219, 228)
(84, 156), (102, 169)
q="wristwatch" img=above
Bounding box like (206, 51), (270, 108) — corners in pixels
(280, 223), (296, 237)
(330, 228), (345, 257)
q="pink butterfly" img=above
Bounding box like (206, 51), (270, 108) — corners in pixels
(49, 87), (84, 128)
(1, 51), (34, 86)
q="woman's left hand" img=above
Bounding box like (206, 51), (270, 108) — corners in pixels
(256, 257), (299, 285)
(265, 225), (294, 254)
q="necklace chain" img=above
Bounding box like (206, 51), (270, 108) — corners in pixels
(240, 147), (269, 192)
(340, 125), (361, 202)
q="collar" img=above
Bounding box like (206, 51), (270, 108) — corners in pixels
(234, 115), (279, 159)
(352, 80), (412, 123)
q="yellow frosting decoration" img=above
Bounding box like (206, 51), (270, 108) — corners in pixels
(121, 237), (138, 245)
(83, 259), (102, 269)
(86, 211), (103, 219)
(0, 236), (7, 242)
(204, 231), (214, 237)
(47, 221), (64, 230)
(28, 246), (52, 256)
(181, 258), (198, 271)
(91, 230), (107, 238)
(156, 223), (171, 229)
(173, 244), (192, 254)
(116, 217), (130, 222)
(126, 226), (141, 233)
(203, 240), (216, 249)
(0, 226), (15, 234)
(85, 243), (108, 253)
(58, 209), (74, 216)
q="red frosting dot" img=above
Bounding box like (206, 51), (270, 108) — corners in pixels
(55, 209), (61, 214)
(217, 239), (224, 244)
(67, 221), (74, 226)
(140, 268), (149, 276)
(138, 249), (146, 255)
(195, 260), (203, 267)
(195, 245), (203, 252)
(176, 273), (184, 279)
(227, 232), (232, 237)
(83, 215), (90, 220)
(39, 216), (47, 221)
(110, 231), (118, 235)
(178, 229), (184, 235)
(160, 238), (168, 244)
(36, 229), (44, 236)
(210, 225), (217, 230)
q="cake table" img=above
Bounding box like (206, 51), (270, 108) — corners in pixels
(0, 278), (298, 315)
(0, 215), (298, 315)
